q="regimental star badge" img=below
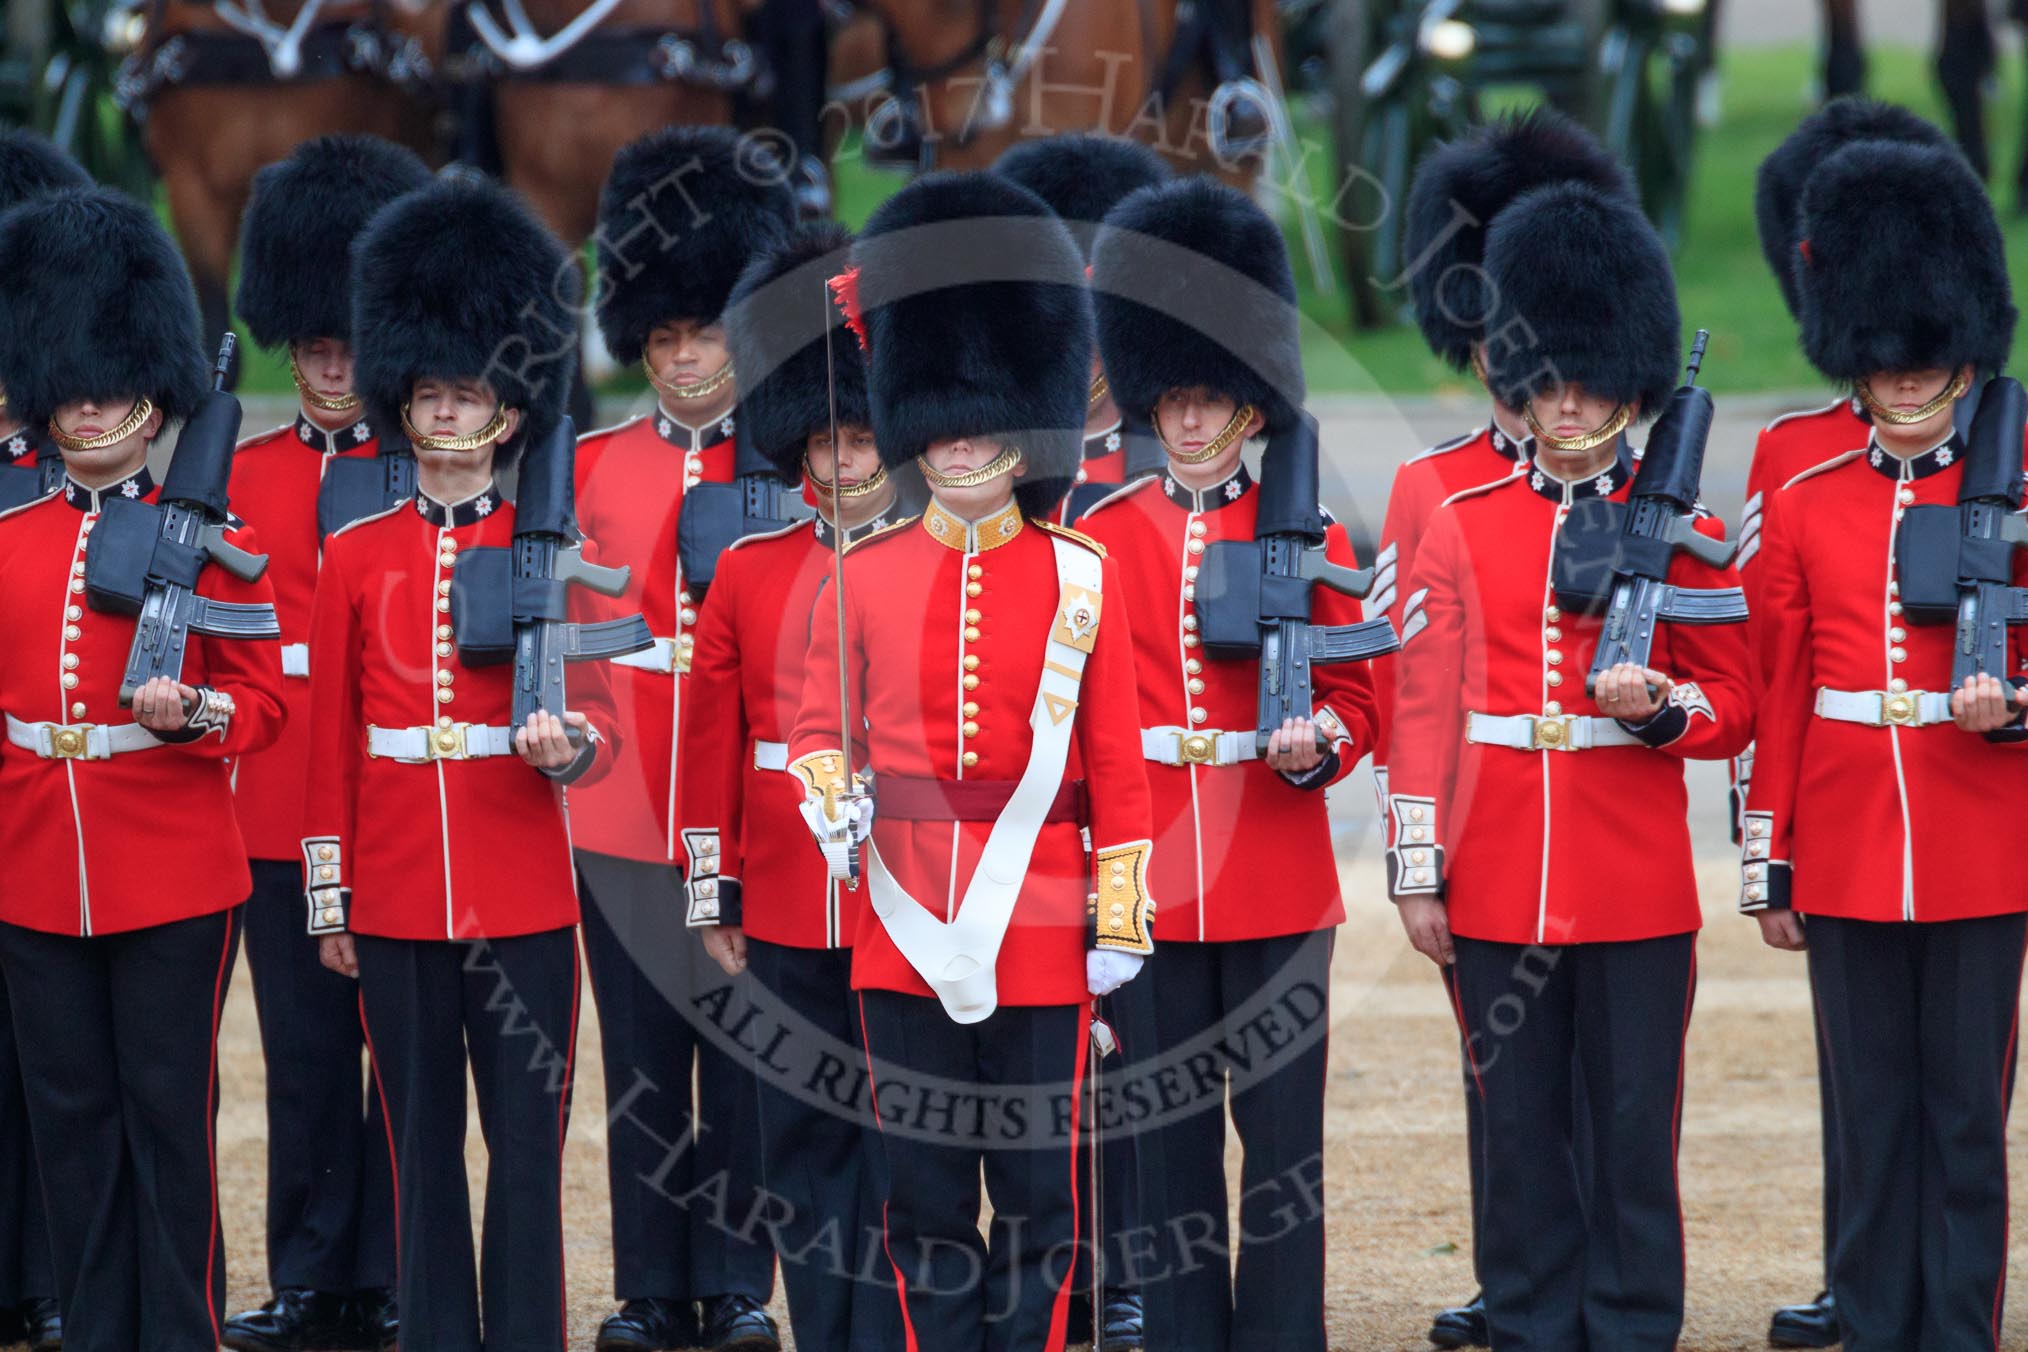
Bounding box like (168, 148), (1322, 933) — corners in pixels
(475, 494), (494, 516)
(353, 421), (371, 443)
(120, 479), (141, 498)
(63, 484), (76, 503)
(658, 417), (674, 439)
(4, 434), (25, 458)
(1936, 446), (1955, 467)
(1869, 447), (1884, 468)
(1592, 472), (1615, 496)
(1105, 430), (1121, 453)
(1224, 479), (1243, 501)
(1054, 583), (1102, 653)
(1529, 470), (1546, 492)
(720, 417), (735, 438)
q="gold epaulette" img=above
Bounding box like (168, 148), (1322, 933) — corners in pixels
(844, 515), (920, 555)
(1036, 519), (1106, 559)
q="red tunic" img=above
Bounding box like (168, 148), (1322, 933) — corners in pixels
(1078, 464), (1379, 941)
(225, 414), (379, 860)
(1369, 424), (1527, 792)
(568, 410), (736, 864)
(788, 502), (1155, 1006)
(1743, 433), (2028, 924)
(0, 472), (285, 935)
(680, 513), (902, 949)
(302, 487), (621, 940)
(1387, 456), (1754, 945)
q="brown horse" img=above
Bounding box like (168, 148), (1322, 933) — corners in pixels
(131, 0), (436, 354)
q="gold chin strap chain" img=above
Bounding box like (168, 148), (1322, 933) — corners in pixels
(1523, 401), (1633, 454)
(917, 444), (1022, 489)
(1856, 370), (1971, 426)
(401, 402), (510, 452)
(290, 349), (362, 413)
(1156, 402), (1256, 465)
(645, 355), (736, 403)
(1088, 372), (1110, 409)
(807, 456), (890, 501)
(48, 397), (155, 453)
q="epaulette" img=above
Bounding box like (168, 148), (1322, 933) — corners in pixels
(723, 519), (805, 554)
(1437, 469), (1526, 511)
(844, 515), (920, 555)
(577, 414), (645, 445)
(328, 500), (407, 538)
(1077, 475), (1160, 520)
(234, 423), (290, 452)
(1405, 427), (1484, 463)
(1781, 447), (1869, 493)
(1036, 519), (1106, 559)
(0, 486), (59, 525)
(1762, 398), (1850, 436)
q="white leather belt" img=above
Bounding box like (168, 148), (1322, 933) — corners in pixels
(280, 643), (310, 678)
(366, 723), (516, 762)
(1465, 711), (1643, 752)
(612, 637), (684, 675)
(1814, 687), (1953, 728)
(5, 714), (162, 761)
(1141, 726), (1258, 766)
(752, 739), (788, 771)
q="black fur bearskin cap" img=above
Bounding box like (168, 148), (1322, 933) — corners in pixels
(595, 126), (799, 366)
(236, 134), (432, 350)
(1481, 179), (1681, 417)
(855, 171), (1092, 520)
(1795, 137), (2014, 382)
(351, 174), (580, 458)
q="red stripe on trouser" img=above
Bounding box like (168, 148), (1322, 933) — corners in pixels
(1444, 967), (1486, 1101)
(358, 991), (401, 1244)
(1043, 1005), (1091, 1352)
(557, 940), (581, 1350)
(202, 912), (234, 1345)
(859, 992), (921, 1352)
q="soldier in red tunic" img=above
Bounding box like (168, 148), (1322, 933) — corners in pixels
(573, 125), (798, 1352)
(1388, 110), (1635, 1349)
(1743, 99), (1958, 1352)
(1077, 175), (1377, 1352)
(304, 174), (614, 1352)
(0, 187), (286, 1352)
(218, 134), (429, 1352)
(991, 133), (1172, 530)
(787, 171), (1156, 1352)
(1742, 134), (2028, 1352)
(683, 219), (913, 1352)
(0, 127), (91, 1352)
(1388, 181), (1752, 1351)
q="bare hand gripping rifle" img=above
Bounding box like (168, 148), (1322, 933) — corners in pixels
(1894, 375), (2028, 688)
(449, 414), (654, 742)
(82, 335), (282, 705)
(1550, 330), (1746, 696)
(1193, 410), (1400, 754)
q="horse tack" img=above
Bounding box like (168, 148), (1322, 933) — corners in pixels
(115, 0), (429, 112)
(858, 0), (1059, 171)
(457, 0), (764, 95)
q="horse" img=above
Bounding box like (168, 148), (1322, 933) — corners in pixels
(120, 0), (437, 357)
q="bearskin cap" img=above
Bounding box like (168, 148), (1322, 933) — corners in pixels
(0, 128), (91, 214)
(595, 126), (798, 366)
(725, 221), (870, 483)
(0, 188), (208, 432)
(1090, 176), (1302, 434)
(1755, 98), (1956, 319)
(1404, 109), (1633, 373)
(1481, 180), (1681, 417)
(351, 174), (579, 457)
(855, 171), (1091, 519)
(236, 135), (432, 350)
(991, 133), (1173, 260)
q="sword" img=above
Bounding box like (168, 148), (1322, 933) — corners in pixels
(822, 269), (862, 885)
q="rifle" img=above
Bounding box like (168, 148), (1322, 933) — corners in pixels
(1193, 410), (1400, 755)
(448, 415), (653, 743)
(316, 423), (417, 538)
(675, 421), (812, 596)
(1895, 374), (2028, 684)
(0, 441), (63, 513)
(82, 335), (281, 706)
(1552, 330), (1746, 697)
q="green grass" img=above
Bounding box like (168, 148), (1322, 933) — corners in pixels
(211, 42), (2028, 399)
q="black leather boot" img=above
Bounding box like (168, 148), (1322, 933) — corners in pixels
(596, 1298), (701, 1352)
(221, 1289), (357, 1352)
(1768, 1291), (1840, 1348)
(349, 1287), (397, 1351)
(19, 1297), (60, 1352)
(1427, 1291), (1489, 1348)
(699, 1294), (780, 1352)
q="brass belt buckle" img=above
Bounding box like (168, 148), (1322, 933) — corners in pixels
(47, 724), (93, 760)
(1879, 692), (1918, 727)
(1175, 732), (1216, 765)
(1528, 715), (1574, 751)
(426, 723), (470, 761)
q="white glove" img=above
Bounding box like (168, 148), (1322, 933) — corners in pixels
(1086, 949), (1144, 997)
(799, 792), (875, 880)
